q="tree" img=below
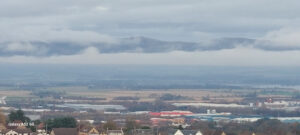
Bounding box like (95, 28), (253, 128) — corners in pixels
(8, 109), (30, 122)
(124, 118), (140, 135)
(177, 125), (184, 130)
(254, 119), (288, 135)
(125, 119), (140, 131)
(0, 109), (6, 124)
(103, 120), (117, 130)
(141, 126), (150, 129)
(45, 117), (77, 131)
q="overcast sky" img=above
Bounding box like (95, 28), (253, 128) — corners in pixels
(0, 0), (300, 66)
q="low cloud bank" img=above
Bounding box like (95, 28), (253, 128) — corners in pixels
(1, 34), (299, 56)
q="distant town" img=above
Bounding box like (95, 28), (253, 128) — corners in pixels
(0, 88), (300, 135)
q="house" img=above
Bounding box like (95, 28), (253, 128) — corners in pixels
(0, 128), (33, 135)
(211, 130), (224, 135)
(36, 123), (47, 135)
(131, 129), (154, 135)
(0, 123), (6, 130)
(169, 129), (203, 135)
(106, 130), (123, 135)
(50, 128), (78, 135)
(79, 126), (101, 135)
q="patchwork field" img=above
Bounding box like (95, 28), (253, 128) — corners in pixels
(66, 89), (248, 102)
(0, 87), (297, 103)
(0, 90), (31, 97)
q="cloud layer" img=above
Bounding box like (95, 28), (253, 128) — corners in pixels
(1, 35), (300, 56)
(1, 47), (300, 66)
(1, 0), (300, 65)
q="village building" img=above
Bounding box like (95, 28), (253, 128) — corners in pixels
(79, 126), (106, 135)
(0, 124), (6, 131)
(168, 129), (203, 135)
(0, 128), (33, 135)
(106, 130), (123, 135)
(36, 123), (47, 135)
(50, 128), (78, 135)
(131, 129), (154, 135)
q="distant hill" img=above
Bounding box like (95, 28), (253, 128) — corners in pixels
(0, 36), (256, 56)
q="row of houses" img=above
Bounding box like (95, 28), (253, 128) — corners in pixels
(0, 128), (259, 135)
(0, 127), (124, 135)
(0, 123), (256, 135)
(0, 127), (235, 135)
(0, 123), (124, 135)
(0, 128), (32, 135)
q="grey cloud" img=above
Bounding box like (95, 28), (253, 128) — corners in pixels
(1, 0), (300, 42)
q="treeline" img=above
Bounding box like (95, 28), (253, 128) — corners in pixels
(113, 96), (140, 100)
(0, 109), (146, 134)
(159, 93), (192, 101)
(0, 109), (77, 132)
(31, 90), (65, 98)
